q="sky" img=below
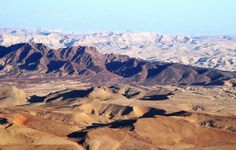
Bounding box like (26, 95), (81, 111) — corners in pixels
(0, 0), (235, 35)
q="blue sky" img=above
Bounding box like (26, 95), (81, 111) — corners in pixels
(0, 0), (235, 35)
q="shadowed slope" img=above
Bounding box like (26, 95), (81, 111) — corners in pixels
(0, 43), (235, 85)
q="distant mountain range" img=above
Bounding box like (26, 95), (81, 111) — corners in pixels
(0, 28), (236, 71)
(0, 43), (235, 86)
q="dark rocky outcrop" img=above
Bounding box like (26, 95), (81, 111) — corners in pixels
(0, 43), (235, 85)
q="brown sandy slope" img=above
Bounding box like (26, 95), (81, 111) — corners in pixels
(0, 83), (236, 149)
(0, 86), (28, 108)
(72, 116), (236, 150)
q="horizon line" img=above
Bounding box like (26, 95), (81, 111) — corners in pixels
(1, 27), (236, 37)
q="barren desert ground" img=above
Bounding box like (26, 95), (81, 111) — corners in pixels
(0, 79), (236, 150)
(1, 0), (236, 149)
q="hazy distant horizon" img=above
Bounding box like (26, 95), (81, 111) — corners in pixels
(2, 27), (236, 37)
(1, 0), (236, 35)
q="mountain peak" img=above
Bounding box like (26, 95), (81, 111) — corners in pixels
(0, 43), (235, 86)
(1, 28), (236, 71)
